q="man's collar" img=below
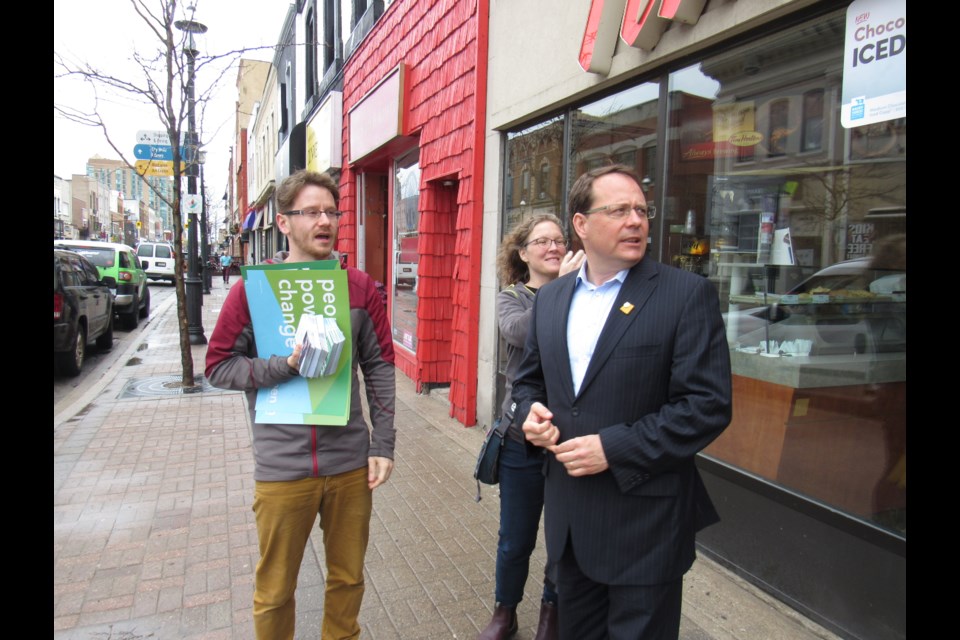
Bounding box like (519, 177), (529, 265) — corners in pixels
(279, 250), (339, 263)
(575, 259), (630, 289)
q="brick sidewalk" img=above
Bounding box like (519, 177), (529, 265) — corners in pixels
(54, 278), (840, 640)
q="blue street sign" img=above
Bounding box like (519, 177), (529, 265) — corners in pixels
(134, 144), (173, 161)
(133, 144), (197, 163)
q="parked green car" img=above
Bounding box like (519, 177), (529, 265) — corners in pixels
(53, 240), (150, 329)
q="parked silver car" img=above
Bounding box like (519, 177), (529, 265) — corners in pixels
(725, 257), (906, 356)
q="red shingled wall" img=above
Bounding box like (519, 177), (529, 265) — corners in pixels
(338, 0), (487, 426)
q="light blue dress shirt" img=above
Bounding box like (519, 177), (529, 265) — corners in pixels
(567, 263), (630, 396)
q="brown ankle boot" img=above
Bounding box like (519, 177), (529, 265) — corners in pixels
(533, 600), (558, 640)
(478, 603), (518, 640)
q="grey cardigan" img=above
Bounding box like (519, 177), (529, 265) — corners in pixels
(496, 282), (537, 443)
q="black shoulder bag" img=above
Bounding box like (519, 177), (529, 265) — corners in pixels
(473, 418), (509, 502)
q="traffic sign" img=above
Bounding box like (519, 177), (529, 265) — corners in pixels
(183, 194), (202, 214)
(136, 129), (171, 145)
(134, 144), (173, 161)
(135, 160), (186, 177)
(135, 129), (187, 145)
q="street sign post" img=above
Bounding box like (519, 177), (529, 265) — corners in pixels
(134, 130), (194, 177)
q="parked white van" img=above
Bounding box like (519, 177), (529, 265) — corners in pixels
(136, 242), (177, 283)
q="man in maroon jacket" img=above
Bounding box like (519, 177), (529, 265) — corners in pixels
(205, 170), (396, 640)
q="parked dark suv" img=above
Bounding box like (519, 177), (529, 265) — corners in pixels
(54, 249), (116, 376)
(54, 240), (150, 329)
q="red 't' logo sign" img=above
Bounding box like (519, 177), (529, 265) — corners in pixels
(579, 0), (707, 75)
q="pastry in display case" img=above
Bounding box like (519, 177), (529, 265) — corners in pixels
(725, 255), (906, 357)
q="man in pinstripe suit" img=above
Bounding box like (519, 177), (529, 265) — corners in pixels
(513, 165), (732, 640)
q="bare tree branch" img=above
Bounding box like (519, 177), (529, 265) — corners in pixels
(54, 0), (299, 385)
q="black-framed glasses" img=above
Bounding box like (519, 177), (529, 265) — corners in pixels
(282, 209), (343, 220)
(524, 237), (568, 249)
(581, 203), (656, 220)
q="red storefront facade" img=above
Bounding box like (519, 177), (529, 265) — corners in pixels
(337, 0), (488, 426)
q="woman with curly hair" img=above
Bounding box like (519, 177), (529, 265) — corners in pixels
(479, 214), (584, 640)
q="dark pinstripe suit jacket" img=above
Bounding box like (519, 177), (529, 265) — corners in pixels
(512, 257), (732, 586)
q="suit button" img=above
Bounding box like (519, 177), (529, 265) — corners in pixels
(571, 408), (580, 417)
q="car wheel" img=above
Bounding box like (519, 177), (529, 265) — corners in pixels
(122, 294), (140, 330)
(139, 286), (151, 318)
(95, 315), (114, 350)
(56, 324), (86, 377)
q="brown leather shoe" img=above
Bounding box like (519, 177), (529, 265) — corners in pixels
(478, 603), (518, 640)
(533, 600), (558, 640)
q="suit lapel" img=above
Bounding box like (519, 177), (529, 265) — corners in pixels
(576, 259), (659, 400)
(545, 273), (578, 403)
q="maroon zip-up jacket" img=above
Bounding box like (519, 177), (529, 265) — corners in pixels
(205, 252), (396, 481)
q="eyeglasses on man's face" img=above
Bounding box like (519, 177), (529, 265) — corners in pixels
(524, 237), (568, 249)
(282, 209), (343, 220)
(581, 203), (656, 221)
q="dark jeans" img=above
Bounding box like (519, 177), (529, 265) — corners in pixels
(495, 432), (558, 607)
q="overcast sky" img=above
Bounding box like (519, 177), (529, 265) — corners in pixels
(54, 0), (292, 196)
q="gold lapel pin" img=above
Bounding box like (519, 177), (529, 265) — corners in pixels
(620, 302), (635, 315)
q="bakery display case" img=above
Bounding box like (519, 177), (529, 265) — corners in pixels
(708, 251), (906, 529)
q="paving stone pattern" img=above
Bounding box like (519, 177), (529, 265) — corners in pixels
(54, 279), (841, 640)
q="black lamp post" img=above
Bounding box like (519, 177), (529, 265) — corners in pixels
(176, 5), (207, 345)
(199, 150), (211, 294)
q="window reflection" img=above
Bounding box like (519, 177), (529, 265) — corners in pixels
(496, 7), (906, 537)
(665, 10), (906, 535)
(499, 117), (565, 408)
(569, 84), (659, 211)
(392, 149), (420, 353)
(802, 89), (824, 152)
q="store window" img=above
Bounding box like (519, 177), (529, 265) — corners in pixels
(503, 116), (564, 229)
(665, 9), (906, 536)
(392, 149), (420, 353)
(498, 116), (565, 410)
(323, 0), (337, 70)
(496, 6), (905, 538)
(305, 6), (317, 101)
(498, 5), (907, 537)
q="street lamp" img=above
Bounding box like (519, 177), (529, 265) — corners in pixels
(176, 4), (207, 345)
(199, 150), (211, 294)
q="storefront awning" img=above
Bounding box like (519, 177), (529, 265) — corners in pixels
(242, 210), (257, 231)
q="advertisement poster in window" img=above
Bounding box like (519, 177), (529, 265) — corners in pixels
(841, 0), (906, 128)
